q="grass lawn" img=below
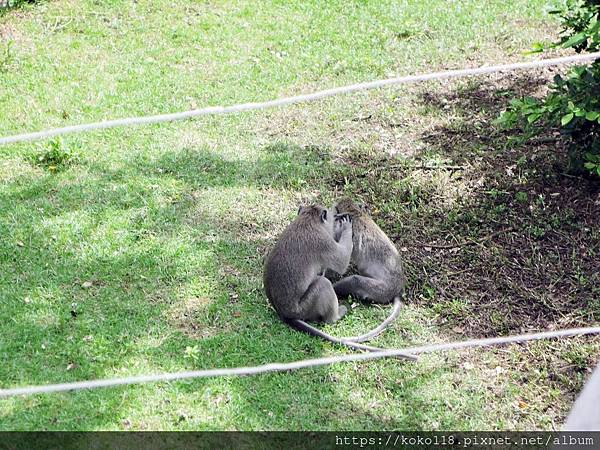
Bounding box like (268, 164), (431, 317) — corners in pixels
(1, 0), (599, 430)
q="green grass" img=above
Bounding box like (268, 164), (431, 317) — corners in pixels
(1, 0), (599, 431)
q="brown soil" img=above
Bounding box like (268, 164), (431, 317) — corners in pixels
(321, 70), (600, 337)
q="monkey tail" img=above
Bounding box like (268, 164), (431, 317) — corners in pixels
(342, 296), (402, 343)
(285, 317), (416, 361)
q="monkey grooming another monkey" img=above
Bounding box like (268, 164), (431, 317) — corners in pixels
(263, 204), (416, 359)
(332, 198), (406, 340)
(264, 204), (352, 324)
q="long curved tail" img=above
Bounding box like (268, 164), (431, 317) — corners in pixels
(342, 296), (402, 343)
(285, 312), (416, 361)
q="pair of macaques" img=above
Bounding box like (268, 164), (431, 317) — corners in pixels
(263, 198), (406, 350)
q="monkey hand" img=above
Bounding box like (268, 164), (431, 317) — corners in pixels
(333, 214), (352, 241)
(337, 213), (352, 224)
(334, 213), (352, 222)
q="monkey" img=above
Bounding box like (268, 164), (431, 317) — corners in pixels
(263, 204), (416, 360)
(330, 198), (406, 340)
(263, 204), (352, 324)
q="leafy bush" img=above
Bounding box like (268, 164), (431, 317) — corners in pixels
(0, 0), (38, 9)
(497, 0), (600, 176)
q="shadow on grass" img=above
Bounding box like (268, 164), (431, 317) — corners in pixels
(1, 139), (455, 430)
(325, 72), (599, 338)
(2, 74), (598, 429)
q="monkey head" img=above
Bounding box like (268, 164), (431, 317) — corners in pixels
(298, 205), (350, 237)
(334, 198), (370, 217)
(297, 204), (337, 233)
(298, 204), (329, 220)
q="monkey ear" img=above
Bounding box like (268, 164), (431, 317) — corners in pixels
(297, 205), (305, 215)
(320, 209), (328, 223)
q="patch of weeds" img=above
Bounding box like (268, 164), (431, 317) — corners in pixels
(421, 284), (437, 301)
(584, 152), (600, 176)
(589, 295), (600, 318)
(515, 191), (528, 203)
(0, 40), (14, 72)
(403, 184), (427, 210)
(448, 298), (470, 315)
(31, 138), (77, 172)
(529, 225), (546, 238)
(573, 265), (589, 287)
(490, 203), (508, 219)
(486, 188), (502, 200)
(395, 30), (415, 40)
(562, 347), (593, 372)
(183, 345), (200, 362)
(435, 298), (469, 318)
(489, 310), (510, 332)
(516, 155), (528, 167)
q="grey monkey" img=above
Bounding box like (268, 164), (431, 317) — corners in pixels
(264, 204), (353, 324)
(333, 198), (406, 306)
(263, 204), (415, 358)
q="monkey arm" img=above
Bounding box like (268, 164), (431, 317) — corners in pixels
(332, 218), (344, 242)
(325, 230), (353, 274)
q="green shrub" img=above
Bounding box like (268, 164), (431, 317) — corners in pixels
(497, 0), (600, 176)
(1, 0), (38, 9)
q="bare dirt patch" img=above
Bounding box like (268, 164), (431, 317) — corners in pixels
(318, 70), (600, 337)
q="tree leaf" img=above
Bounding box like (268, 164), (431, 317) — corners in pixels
(525, 42), (544, 54)
(562, 32), (587, 48)
(561, 113), (574, 126)
(585, 111), (599, 120)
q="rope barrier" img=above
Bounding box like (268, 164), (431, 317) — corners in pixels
(1, 326), (598, 398)
(1, 52), (599, 145)
(2, 53), (600, 400)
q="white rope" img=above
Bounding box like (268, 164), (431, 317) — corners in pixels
(1, 52), (599, 145)
(1, 326), (598, 398)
